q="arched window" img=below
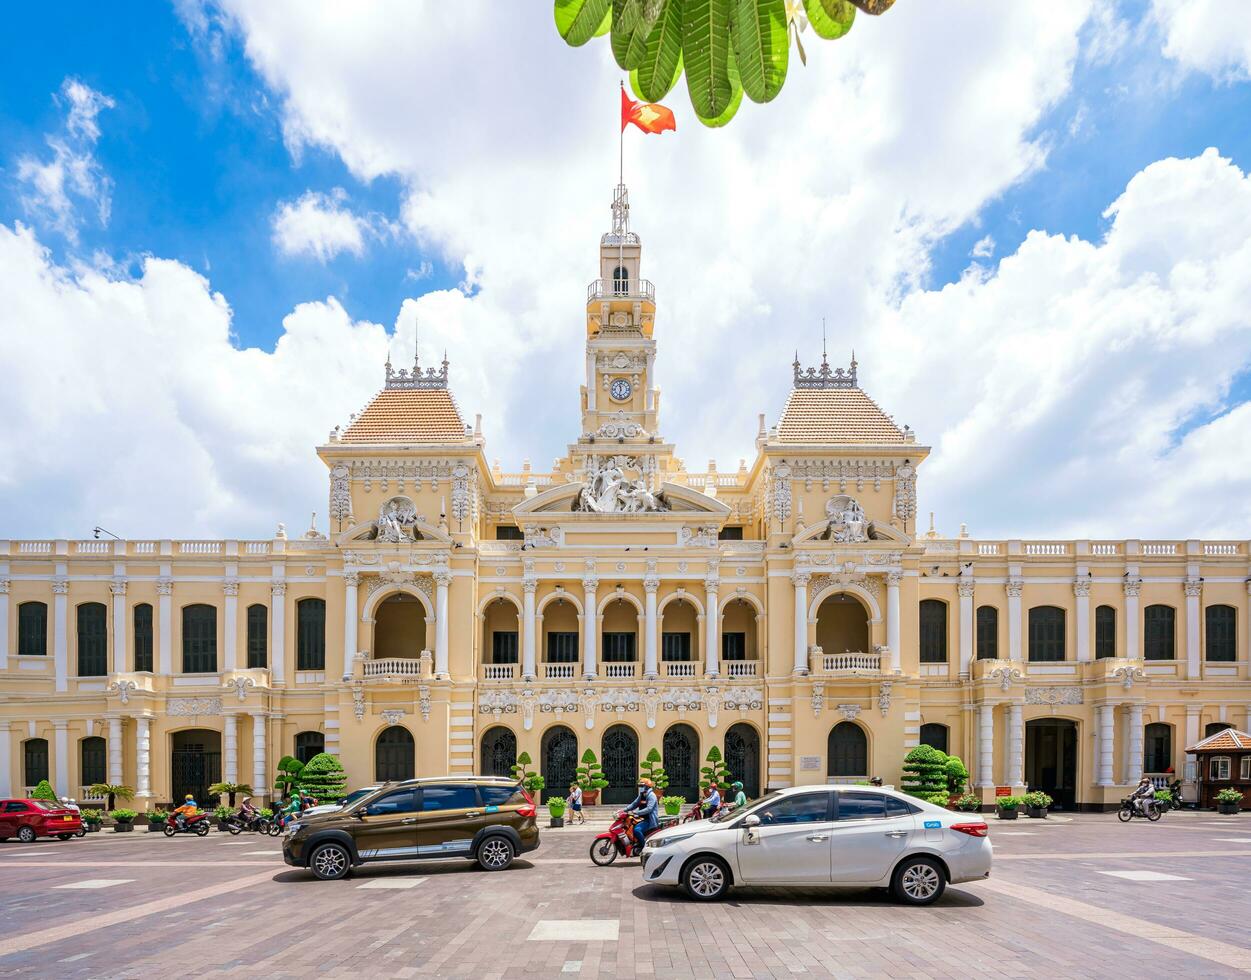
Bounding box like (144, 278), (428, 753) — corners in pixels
(827, 722), (868, 778)
(919, 723), (949, 754)
(1144, 722), (1171, 774)
(247, 604), (268, 668)
(375, 726), (415, 782)
(296, 598), (326, 670)
(294, 731), (325, 765)
(133, 603), (153, 672)
(1028, 606), (1066, 662)
(541, 726), (580, 802)
(1205, 605), (1236, 662)
(919, 600), (947, 663)
(18, 602), (47, 657)
(1094, 604), (1116, 659)
(1205, 722), (1231, 738)
(662, 724), (700, 802)
(76, 602), (108, 676)
(612, 265), (628, 295)
(23, 738), (48, 788)
(80, 736), (106, 786)
(724, 723), (761, 799)
(181, 604), (218, 674)
(480, 727), (517, 779)
(1144, 605), (1175, 661)
(975, 606), (998, 660)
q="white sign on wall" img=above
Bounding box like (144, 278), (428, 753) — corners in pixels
(799, 755), (821, 772)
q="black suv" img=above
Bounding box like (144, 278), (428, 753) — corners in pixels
(283, 777), (539, 880)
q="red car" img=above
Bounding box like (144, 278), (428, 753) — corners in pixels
(0, 799), (83, 843)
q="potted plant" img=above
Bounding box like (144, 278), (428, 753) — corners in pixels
(147, 809), (169, 833)
(547, 797), (567, 827)
(699, 746), (732, 792)
(208, 781), (253, 808)
(511, 752), (546, 801)
(81, 809), (104, 833)
(996, 796), (1020, 820)
(575, 749), (609, 805)
(661, 795), (685, 817)
(900, 745), (949, 800)
(640, 748), (669, 792)
(212, 804), (234, 830)
(111, 808), (138, 832)
(954, 793), (982, 812)
(1216, 787), (1244, 815)
(1023, 791), (1053, 818)
(88, 783), (135, 812)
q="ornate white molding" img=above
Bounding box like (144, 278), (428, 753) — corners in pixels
(108, 679), (138, 704)
(837, 703), (861, 722)
(51, 576), (69, 595)
(271, 581), (288, 598)
(1183, 577), (1202, 598)
(1123, 578), (1141, 598)
(223, 676), (254, 702)
(1025, 686), (1083, 706)
(1112, 663), (1146, 690)
(878, 680), (893, 717)
(957, 580), (975, 599)
(351, 684), (366, 722)
(223, 579), (240, 597)
(988, 664), (1024, 691)
(1006, 578), (1024, 598)
(811, 682), (825, 718)
(379, 709), (405, 726)
(1073, 578), (1092, 598)
(110, 577), (128, 597)
(168, 697), (223, 717)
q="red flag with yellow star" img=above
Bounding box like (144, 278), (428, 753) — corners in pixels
(621, 84), (676, 135)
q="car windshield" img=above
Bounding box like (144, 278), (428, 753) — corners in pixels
(338, 788), (376, 808)
(710, 791), (784, 823)
(29, 801), (58, 811)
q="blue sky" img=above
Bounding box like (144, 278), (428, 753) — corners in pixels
(2, 1), (1251, 539)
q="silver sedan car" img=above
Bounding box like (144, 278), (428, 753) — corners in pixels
(641, 785), (991, 904)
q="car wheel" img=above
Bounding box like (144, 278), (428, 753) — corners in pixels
(476, 835), (515, 871)
(75, 829), (86, 838)
(57, 834), (73, 841)
(892, 856), (946, 906)
(309, 842), (351, 880)
(1117, 807), (1134, 822)
(681, 857), (730, 901)
(17, 826), (37, 844)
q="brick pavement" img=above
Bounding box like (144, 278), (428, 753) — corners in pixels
(0, 812), (1247, 978)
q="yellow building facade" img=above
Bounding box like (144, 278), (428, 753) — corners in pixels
(2, 186), (1248, 812)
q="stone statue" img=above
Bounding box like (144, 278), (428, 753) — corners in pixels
(376, 496), (418, 542)
(575, 459), (667, 514)
(825, 495), (869, 543)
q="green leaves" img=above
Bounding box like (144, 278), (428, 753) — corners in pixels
(732, 0), (787, 103)
(804, 0), (855, 40)
(555, 0), (613, 47)
(630, 0), (684, 101)
(613, 0), (667, 69)
(683, 0), (740, 124)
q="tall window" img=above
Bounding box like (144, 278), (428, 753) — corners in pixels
(76, 602), (108, 676)
(1028, 606), (1066, 662)
(17, 602), (47, 657)
(919, 600), (947, 663)
(1144, 723), (1171, 773)
(294, 731), (325, 765)
(494, 525), (523, 540)
(919, 723), (949, 754)
(181, 604), (218, 673)
(722, 632), (746, 660)
(491, 631), (519, 664)
(546, 632), (578, 663)
(296, 598), (326, 670)
(1095, 605), (1116, 659)
(1144, 605), (1175, 661)
(80, 736), (106, 786)
(1205, 605), (1236, 662)
(661, 632), (691, 661)
(1205, 721), (1230, 738)
(975, 606), (998, 660)
(717, 526), (743, 540)
(611, 264), (628, 294)
(246, 604), (268, 668)
(133, 603), (153, 672)
(602, 632), (636, 662)
(23, 738), (48, 788)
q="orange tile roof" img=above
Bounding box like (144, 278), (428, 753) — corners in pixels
(340, 388), (468, 444)
(1187, 728), (1251, 753)
(775, 387), (906, 445)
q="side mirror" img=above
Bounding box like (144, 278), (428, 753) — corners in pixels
(743, 814), (760, 827)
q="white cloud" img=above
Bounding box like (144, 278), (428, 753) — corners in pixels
(271, 188), (373, 262)
(1151, 0), (1251, 80)
(16, 78), (115, 243)
(971, 235), (996, 259)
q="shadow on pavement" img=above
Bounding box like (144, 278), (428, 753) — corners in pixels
(630, 883), (985, 909)
(271, 858), (539, 883)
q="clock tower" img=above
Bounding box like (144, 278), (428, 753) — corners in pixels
(581, 183), (661, 442)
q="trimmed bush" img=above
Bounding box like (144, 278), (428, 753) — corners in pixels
(996, 796), (1021, 810)
(31, 780), (57, 801)
(575, 749), (610, 793)
(147, 809), (169, 825)
(640, 747), (669, 791)
(1216, 788), (1244, 804)
(274, 756), (304, 797)
(1022, 791), (1053, 810)
(81, 808), (104, 825)
(547, 798), (567, 818)
(511, 752), (546, 797)
(944, 755), (969, 795)
(700, 745), (732, 791)
(954, 793), (982, 812)
(900, 745), (949, 798)
(110, 809), (138, 822)
(297, 753), (348, 802)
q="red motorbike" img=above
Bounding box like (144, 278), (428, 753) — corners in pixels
(590, 810), (672, 865)
(163, 811), (211, 837)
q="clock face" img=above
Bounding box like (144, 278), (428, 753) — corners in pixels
(610, 378), (632, 402)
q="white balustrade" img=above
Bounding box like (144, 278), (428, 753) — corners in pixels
(178, 541), (223, 555)
(244, 541), (271, 554)
(1024, 543), (1067, 556)
(603, 662), (637, 679)
(663, 661), (696, 678)
(482, 664), (516, 681)
(822, 651), (882, 673)
(724, 661), (758, 678)
(18, 542), (52, 554)
(79, 785), (106, 802)
(363, 658), (425, 678)
(1142, 542), (1178, 556)
(74, 541), (110, 554)
(1203, 543), (1239, 555)
(132, 541), (157, 554)
(1090, 543), (1119, 555)
(977, 543), (1000, 555)
(544, 663), (576, 680)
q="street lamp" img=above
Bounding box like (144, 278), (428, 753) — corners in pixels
(92, 526), (122, 540)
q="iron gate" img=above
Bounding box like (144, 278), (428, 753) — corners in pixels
(663, 724), (699, 802)
(541, 727), (578, 802)
(601, 725), (638, 804)
(724, 724), (760, 799)
(171, 749), (221, 805)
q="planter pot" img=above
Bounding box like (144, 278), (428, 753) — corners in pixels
(1217, 802), (1240, 815)
(1026, 806), (1048, 819)
(147, 822), (164, 832)
(549, 816), (565, 828)
(216, 819), (231, 831)
(582, 790), (600, 806)
(85, 823), (101, 833)
(113, 822), (134, 833)
(997, 809), (1019, 820)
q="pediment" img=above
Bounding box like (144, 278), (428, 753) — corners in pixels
(334, 518), (452, 546)
(513, 481), (730, 519)
(791, 518), (910, 546)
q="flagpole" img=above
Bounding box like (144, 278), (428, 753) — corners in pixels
(618, 82), (625, 289)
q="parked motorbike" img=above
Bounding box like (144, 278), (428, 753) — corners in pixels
(163, 811), (212, 836)
(1117, 796), (1162, 822)
(590, 810), (675, 865)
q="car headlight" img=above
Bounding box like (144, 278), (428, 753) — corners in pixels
(647, 832), (695, 849)
(285, 822), (303, 836)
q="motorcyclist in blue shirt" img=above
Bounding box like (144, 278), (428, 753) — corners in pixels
(626, 778), (659, 854)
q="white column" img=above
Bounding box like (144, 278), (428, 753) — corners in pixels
(705, 568), (720, 678)
(1007, 577), (1023, 662)
(643, 576), (659, 680)
(270, 581), (286, 685)
(1124, 578), (1140, 660)
(108, 717), (123, 785)
(522, 576), (537, 682)
(0, 723), (10, 797)
(958, 579), (974, 677)
(1075, 576), (1091, 663)
(435, 567), (451, 679)
(586, 350), (597, 412)
(53, 721), (69, 798)
(223, 579), (239, 671)
(646, 350), (657, 411)
(135, 716), (151, 798)
(342, 572), (359, 680)
(53, 576), (69, 692)
(1097, 704), (1115, 785)
(110, 577), (127, 674)
(1127, 703), (1144, 779)
(251, 713), (267, 802)
(1183, 704), (1201, 797)
(582, 578), (598, 679)
(792, 570), (810, 675)
(157, 577), (173, 675)
(1007, 703), (1024, 788)
(1184, 576), (1201, 680)
(0, 577), (10, 671)
(977, 704), (995, 787)
(223, 713), (239, 784)
(886, 571), (901, 673)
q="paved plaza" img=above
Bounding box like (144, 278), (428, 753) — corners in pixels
(0, 811), (1248, 978)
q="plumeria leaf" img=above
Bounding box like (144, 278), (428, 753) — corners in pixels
(804, 0), (854, 40)
(683, 0), (736, 121)
(732, 0), (788, 103)
(631, 0), (684, 102)
(556, 0), (613, 47)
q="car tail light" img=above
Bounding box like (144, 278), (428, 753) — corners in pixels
(517, 787), (536, 818)
(950, 822), (989, 838)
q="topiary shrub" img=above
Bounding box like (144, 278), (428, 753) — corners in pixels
(700, 745), (732, 791)
(944, 755), (969, 796)
(575, 749), (610, 794)
(297, 753), (348, 802)
(511, 751), (547, 798)
(274, 756), (304, 799)
(31, 780), (57, 801)
(640, 747), (669, 791)
(900, 745), (949, 798)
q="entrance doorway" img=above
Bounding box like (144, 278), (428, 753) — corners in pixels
(601, 725), (639, 805)
(541, 726), (578, 803)
(170, 729), (221, 805)
(1025, 719), (1078, 809)
(375, 726), (415, 782)
(663, 724), (700, 802)
(724, 723), (760, 798)
(480, 727), (516, 778)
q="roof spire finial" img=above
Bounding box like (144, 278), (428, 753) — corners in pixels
(414, 315), (420, 373)
(821, 318), (827, 365)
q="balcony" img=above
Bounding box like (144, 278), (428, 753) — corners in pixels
(723, 660), (759, 678)
(543, 663), (577, 680)
(819, 651), (882, 675)
(662, 660), (700, 679)
(481, 664), (517, 681)
(603, 662), (637, 679)
(362, 657), (428, 680)
(587, 278), (655, 303)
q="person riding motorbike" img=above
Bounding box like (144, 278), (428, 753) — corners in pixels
(237, 796), (260, 825)
(625, 779), (658, 854)
(731, 781), (747, 810)
(172, 794), (198, 830)
(1129, 776), (1156, 817)
(701, 783), (722, 819)
(280, 790), (305, 828)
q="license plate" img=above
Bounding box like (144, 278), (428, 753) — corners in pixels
(63, 815), (73, 821)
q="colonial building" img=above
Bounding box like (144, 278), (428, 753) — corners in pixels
(2, 185), (1248, 812)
